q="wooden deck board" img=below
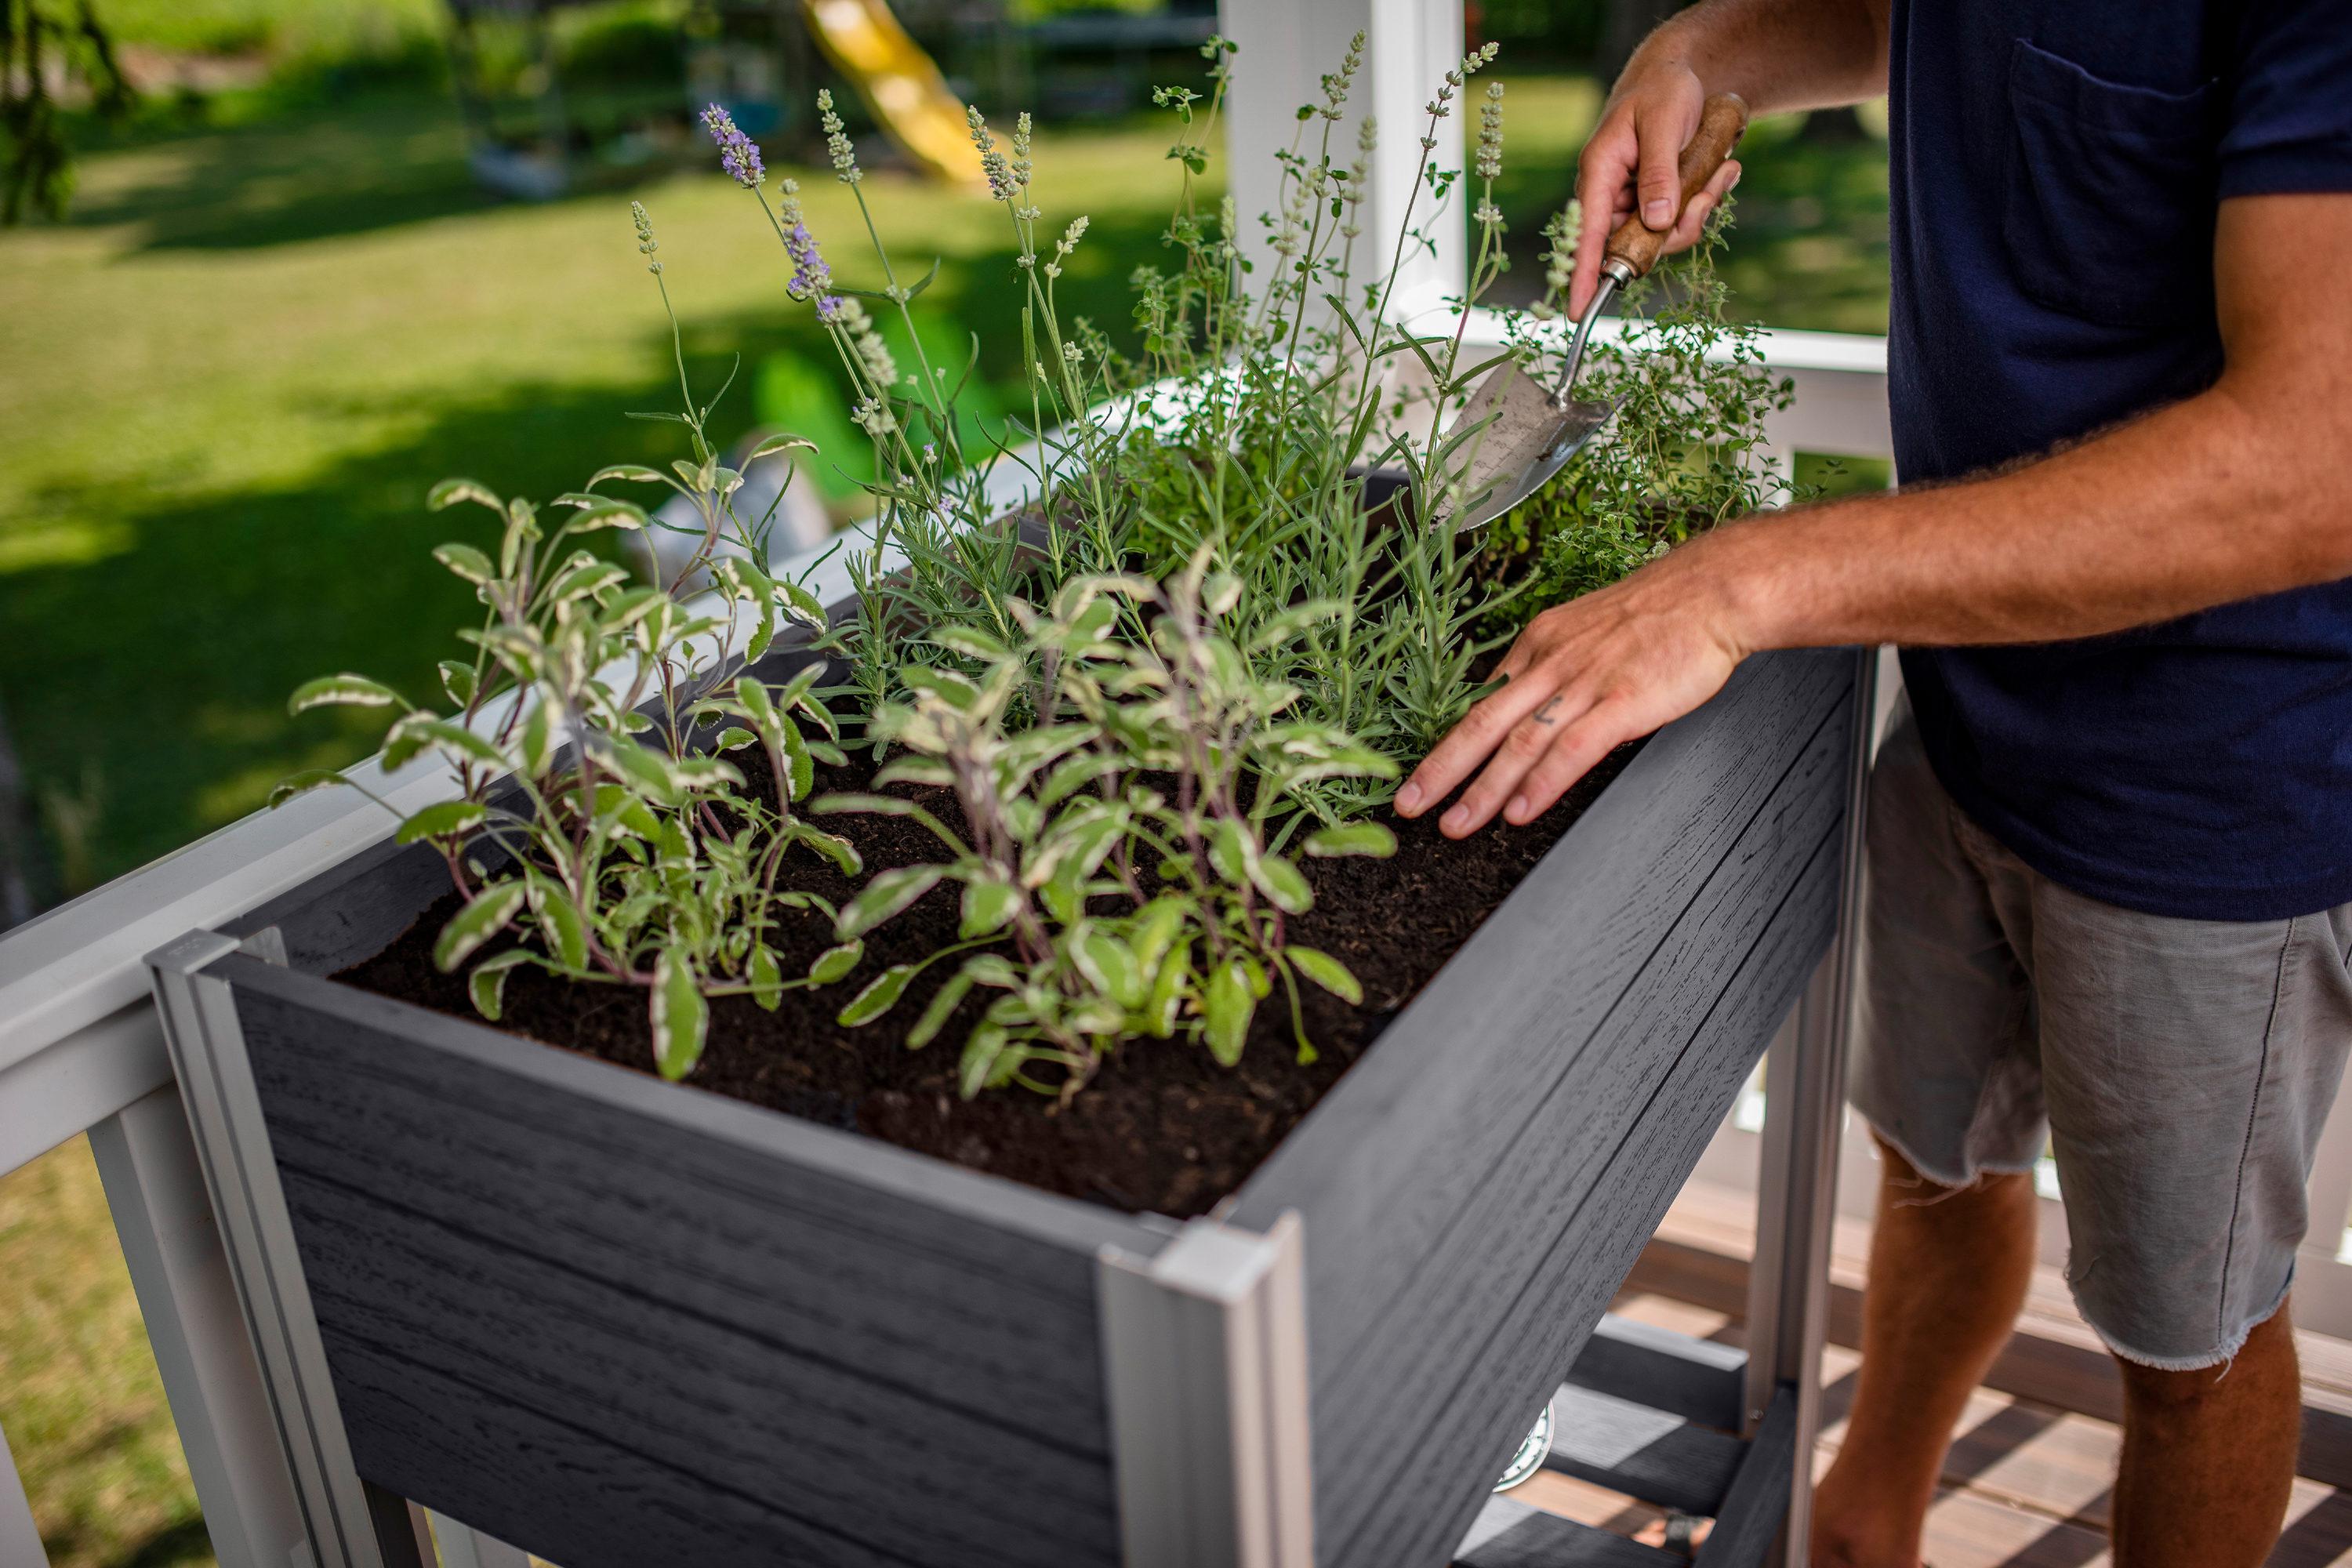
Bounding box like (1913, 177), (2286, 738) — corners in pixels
(1494, 1252), (2352, 1566)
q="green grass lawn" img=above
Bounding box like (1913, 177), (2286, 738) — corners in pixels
(0, 71), (1885, 1562)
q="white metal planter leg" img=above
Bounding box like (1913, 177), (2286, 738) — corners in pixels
(1741, 644), (1878, 1567)
(146, 930), (414, 1568)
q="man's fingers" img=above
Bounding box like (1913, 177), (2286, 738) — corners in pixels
(1663, 160), (1740, 251)
(1396, 668), (1559, 818)
(1632, 97), (1701, 233)
(1568, 115), (1637, 319)
(1501, 702), (1635, 826)
(1439, 688), (1601, 839)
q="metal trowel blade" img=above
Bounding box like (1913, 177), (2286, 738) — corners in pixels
(1450, 361), (1614, 532)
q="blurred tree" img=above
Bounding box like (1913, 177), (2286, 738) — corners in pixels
(1, 0), (133, 224)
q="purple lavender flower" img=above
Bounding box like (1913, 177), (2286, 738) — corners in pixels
(815, 295), (844, 323)
(784, 221), (833, 302)
(700, 103), (764, 187)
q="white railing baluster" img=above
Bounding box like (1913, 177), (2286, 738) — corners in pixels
(0, 1419), (44, 1568)
(86, 1087), (313, 1568)
(427, 1514), (532, 1568)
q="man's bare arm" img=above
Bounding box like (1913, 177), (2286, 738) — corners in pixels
(1399, 194), (2352, 837)
(1570, 0), (1892, 316)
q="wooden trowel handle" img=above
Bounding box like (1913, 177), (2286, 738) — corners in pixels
(1601, 92), (1749, 279)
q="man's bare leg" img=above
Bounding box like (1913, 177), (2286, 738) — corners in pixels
(1810, 1136), (2038, 1568)
(2110, 1301), (2299, 1567)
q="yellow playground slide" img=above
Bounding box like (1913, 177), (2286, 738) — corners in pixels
(800, 0), (987, 185)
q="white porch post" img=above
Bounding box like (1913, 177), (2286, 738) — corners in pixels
(1216, 0), (1467, 318)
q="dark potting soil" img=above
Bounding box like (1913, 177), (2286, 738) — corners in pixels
(339, 742), (1637, 1219)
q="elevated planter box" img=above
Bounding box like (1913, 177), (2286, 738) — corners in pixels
(148, 623), (1860, 1568)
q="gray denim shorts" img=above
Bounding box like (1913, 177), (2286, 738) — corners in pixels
(1851, 697), (2352, 1369)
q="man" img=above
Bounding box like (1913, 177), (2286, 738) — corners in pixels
(1394, 1), (2352, 1563)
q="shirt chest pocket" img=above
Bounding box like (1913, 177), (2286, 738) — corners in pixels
(2002, 37), (2219, 330)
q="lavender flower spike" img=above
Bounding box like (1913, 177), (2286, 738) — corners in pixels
(700, 103), (765, 187)
(783, 221), (833, 303)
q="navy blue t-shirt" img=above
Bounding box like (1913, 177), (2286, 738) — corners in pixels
(1888, 0), (2352, 920)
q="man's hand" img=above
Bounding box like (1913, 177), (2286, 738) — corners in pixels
(1399, 193), (2352, 840)
(1569, 58), (1741, 320)
(1396, 544), (1751, 837)
(1566, 0), (1892, 318)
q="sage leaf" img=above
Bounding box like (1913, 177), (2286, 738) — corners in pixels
(1285, 946), (1363, 1005)
(651, 946), (708, 1080)
(959, 1024), (1011, 1098)
(427, 477), (503, 514)
(838, 963), (915, 1025)
(908, 965), (978, 1047)
(528, 880), (590, 971)
(437, 659), (478, 706)
(748, 943), (782, 1010)
(1250, 852), (1313, 915)
(289, 674), (401, 715)
(1304, 822), (1398, 858)
(395, 800), (488, 846)
(267, 769), (343, 808)
(1203, 960), (1254, 1066)
(467, 949), (532, 1022)
(960, 877), (1022, 938)
(837, 866), (943, 937)
(434, 880), (528, 971)
(431, 543), (495, 586)
(808, 939), (863, 985)
(1076, 931), (1144, 1008)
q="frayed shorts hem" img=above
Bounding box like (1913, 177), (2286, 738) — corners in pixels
(1855, 1113), (2040, 1196)
(2081, 1279), (2293, 1374)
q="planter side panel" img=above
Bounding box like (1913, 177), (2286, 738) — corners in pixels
(1232, 648), (1855, 1566)
(220, 962), (1129, 1568)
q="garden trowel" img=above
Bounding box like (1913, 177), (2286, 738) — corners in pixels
(1450, 93), (1750, 532)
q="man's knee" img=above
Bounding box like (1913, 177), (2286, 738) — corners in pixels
(1871, 1131), (2031, 1210)
(2118, 1356), (2233, 1416)
(2117, 1305), (2298, 1418)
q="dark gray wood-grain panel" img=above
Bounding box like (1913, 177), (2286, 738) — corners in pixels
(1454, 1497), (1679, 1568)
(219, 954), (1161, 1568)
(1232, 647), (1854, 1565)
(1364, 827), (1841, 1568)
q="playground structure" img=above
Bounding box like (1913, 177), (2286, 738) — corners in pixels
(443, 0), (1209, 198)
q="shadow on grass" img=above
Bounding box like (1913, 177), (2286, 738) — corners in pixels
(39, 1512), (214, 1568)
(64, 89), (701, 255)
(117, 1516), (217, 1568)
(0, 201), (1170, 886)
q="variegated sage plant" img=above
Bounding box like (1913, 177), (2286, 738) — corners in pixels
(813, 552), (1398, 1101)
(274, 207), (869, 1080)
